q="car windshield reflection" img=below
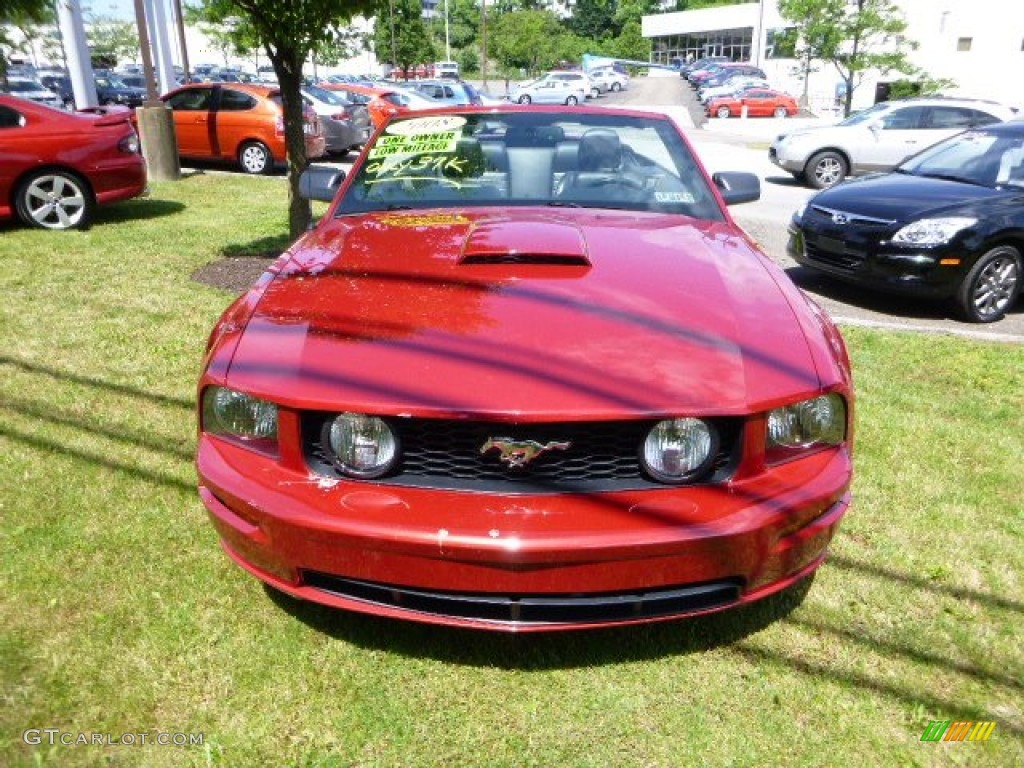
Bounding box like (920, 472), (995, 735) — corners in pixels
(336, 110), (725, 221)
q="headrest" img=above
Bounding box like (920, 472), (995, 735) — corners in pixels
(504, 124), (565, 148)
(578, 129), (622, 171)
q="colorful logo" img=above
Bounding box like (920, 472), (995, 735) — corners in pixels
(920, 720), (997, 742)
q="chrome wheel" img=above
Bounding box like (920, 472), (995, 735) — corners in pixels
(958, 246), (1021, 322)
(566, 95), (578, 106)
(518, 95), (531, 104)
(807, 151), (847, 189)
(716, 106), (730, 118)
(17, 171), (90, 230)
(239, 141), (272, 174)
(773, 107), (788, 118)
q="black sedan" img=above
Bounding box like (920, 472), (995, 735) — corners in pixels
(788, 120), (1024, 322)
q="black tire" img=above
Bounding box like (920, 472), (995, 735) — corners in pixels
(518, 95), (531, 104)
(238, 141), (274, 175)
(716, 105), (731, 119)
(955, 245), (1022, 323)
(806, 150), (847, 189)
(590, 87), (600, 99)
(15, 170), (93, 230)
(611, 82), (622, 92)
(773, 106), (789, 118)
(566, 95), (579, 106)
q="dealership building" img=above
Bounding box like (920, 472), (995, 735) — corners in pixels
(642, 0), (1024, 113)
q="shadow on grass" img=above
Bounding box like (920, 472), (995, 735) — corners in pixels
(264, 576), (814, 670)
(0, 355), (195, 493)
(91, 197), (186, 226)
(783, 266), (959, 321)
(222, 235), (291, 259)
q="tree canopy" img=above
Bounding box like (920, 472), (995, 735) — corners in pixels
(0, 0), (52, 81)
(778, 0), (918, 115)
(188, 0), (375, 236)
(371, 0), (436, 77)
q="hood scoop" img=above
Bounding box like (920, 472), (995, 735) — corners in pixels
(459, 218), (591, 267)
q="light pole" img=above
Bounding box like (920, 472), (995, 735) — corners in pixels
(444, 0), (450, 61)
(480, 0), (486, 87)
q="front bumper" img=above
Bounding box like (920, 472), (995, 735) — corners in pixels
(198, 434), (852, 632)
(769, 144), (808, 174)
(788, 225), (966, 299)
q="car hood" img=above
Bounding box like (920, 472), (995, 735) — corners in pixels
(224, 211), (823, 419)
(807, 172), (1010, 221)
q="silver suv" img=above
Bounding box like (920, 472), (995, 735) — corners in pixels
(770, 97), (1017, 188)
(537, 71), (599, 99)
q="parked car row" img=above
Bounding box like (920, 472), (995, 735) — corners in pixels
(680, 57), (798, 119)
(509, 68), (629, 106)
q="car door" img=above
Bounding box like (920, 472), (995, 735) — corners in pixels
(164, 86), (216, 158)
(739, 89), (774, 116)
(532, 81), (561, 104)
(856, 105), (928, 172)
(210, 87), (262, 160)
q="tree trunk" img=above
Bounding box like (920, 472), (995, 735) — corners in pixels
(270, 48), (312, 238)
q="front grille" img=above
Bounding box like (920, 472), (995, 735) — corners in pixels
(302, 571), (744, 625)
(800, 205), (896, 273)
(803, 235), (867, 272)
(303, 415), (743, 492)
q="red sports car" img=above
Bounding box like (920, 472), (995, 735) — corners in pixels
(706, 88), (799, 119)
(0, 95), (147, 230)
(197, 107), (854, 632)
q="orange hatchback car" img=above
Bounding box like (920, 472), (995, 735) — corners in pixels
(161, 83), (326, 173)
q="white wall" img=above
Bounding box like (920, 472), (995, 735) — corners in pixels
(643, 0), (1024, 114)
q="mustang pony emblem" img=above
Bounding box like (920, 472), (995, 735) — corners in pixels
(480, 438), (571, 468)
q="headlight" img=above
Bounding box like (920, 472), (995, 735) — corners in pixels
(640, 418), (718, 483)
(325, 413), (398, 479)
(793, 200), (808, 222)
(891, 217), (976, 246)
(766, 393), (846, 464)
(202, 386), (278, 451)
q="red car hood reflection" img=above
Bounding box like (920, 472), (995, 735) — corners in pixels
(225, 210), (819, 418)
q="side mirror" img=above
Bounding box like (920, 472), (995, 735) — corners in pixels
(712, 171), (760, 205)
(299, 166), (345, 203)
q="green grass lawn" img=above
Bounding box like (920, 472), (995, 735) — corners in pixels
(1, 173), (1021, 767)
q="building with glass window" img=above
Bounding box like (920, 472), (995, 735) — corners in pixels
(642, 0), (1024, 113)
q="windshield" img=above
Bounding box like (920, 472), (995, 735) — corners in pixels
(837, 102), (890, 126)
(8, 80), (44, 93)
(336, 110), (725, 220)
(900, 128), (1024, 188)
(305, 85), (346, 105)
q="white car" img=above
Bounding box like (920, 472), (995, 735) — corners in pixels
(534, 71), (599, 100)
(509, 78), (586, 106)
(770, 97), (1017, 189)
(587, 67), (629, 94)
(2, 77), (63, 109)
(699, 77), (770, 104)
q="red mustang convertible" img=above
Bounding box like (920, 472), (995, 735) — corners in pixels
(197, 106), (854, 632)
